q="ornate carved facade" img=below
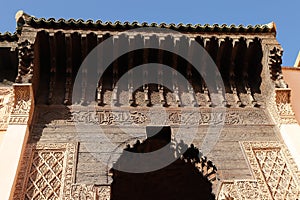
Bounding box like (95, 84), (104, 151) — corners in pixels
(218, 142), (300, 199)
(0, 11), (299, 200)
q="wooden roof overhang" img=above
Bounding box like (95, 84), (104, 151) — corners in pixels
(11, 11), (285, 107)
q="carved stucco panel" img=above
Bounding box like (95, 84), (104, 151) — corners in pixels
(13, 142), (112, 200)
(9, 84), (33, 125)
(0, 87), (14, 130)
(13, 143), (78, 200)
(218, 142), (300, 200)
(241, 141), (300, 200)
(275, 89), (297, 124)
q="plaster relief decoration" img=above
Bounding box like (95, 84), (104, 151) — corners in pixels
(13, 143), (78, 200)
(243, 142), (299, 199)
(15, 40), (34, 83)
(218, 142), (300, 200)
(217, 180), (263, 200)
(9, 84), (32, 125)
(0, 87), (13, 130)
(275, 88), (297, 124)
(70, 184), (111, 200)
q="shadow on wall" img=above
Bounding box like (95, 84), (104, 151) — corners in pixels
(110, 126), (217, 200)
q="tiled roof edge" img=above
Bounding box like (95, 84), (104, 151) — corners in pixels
(0, 32), (18, 42)
(15, 10), (277, 34)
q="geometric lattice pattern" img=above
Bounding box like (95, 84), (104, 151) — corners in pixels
(13, 143), (78, 200)
(218, 142), (300, 200)
(25, 150), (65, 200)
(13, 142), (111, 200)
(254, 149), (300, 199)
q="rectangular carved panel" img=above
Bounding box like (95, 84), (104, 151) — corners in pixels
(218, 142), (300, 200)
(13, 143), (78, 200)
(241, 142), (300, 200)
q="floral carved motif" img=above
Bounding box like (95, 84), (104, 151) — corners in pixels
(70, 184), (111, 200)
(218, 180), (262, 200)
(9, 84), (33, 124)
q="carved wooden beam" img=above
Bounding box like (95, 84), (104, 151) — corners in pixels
(80, 34), (88, 105)
(128, 35), (136, 106)
(48, 33), (57, 104)
(112, 36), (119, 106)
(97, 35), (104, 106)
(64, 33), (72, 105)
(172, 37), (181, 107)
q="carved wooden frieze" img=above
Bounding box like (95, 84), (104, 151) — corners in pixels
(69, 108), (270, 126)
(33, 106), (272, 127)
(15, 40), (34, 83)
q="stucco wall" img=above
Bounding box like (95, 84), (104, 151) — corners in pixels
(282, 67), (300, 124)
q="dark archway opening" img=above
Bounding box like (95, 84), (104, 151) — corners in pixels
(110, 126), (217, 200)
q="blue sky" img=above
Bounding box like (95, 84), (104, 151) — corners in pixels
(0, 0), (298, 66)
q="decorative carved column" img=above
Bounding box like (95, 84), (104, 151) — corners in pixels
(15, 40), (34, 83)
(269, 46), (288, 88)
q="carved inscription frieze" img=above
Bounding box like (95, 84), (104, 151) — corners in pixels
(69, 109), (270, 126)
